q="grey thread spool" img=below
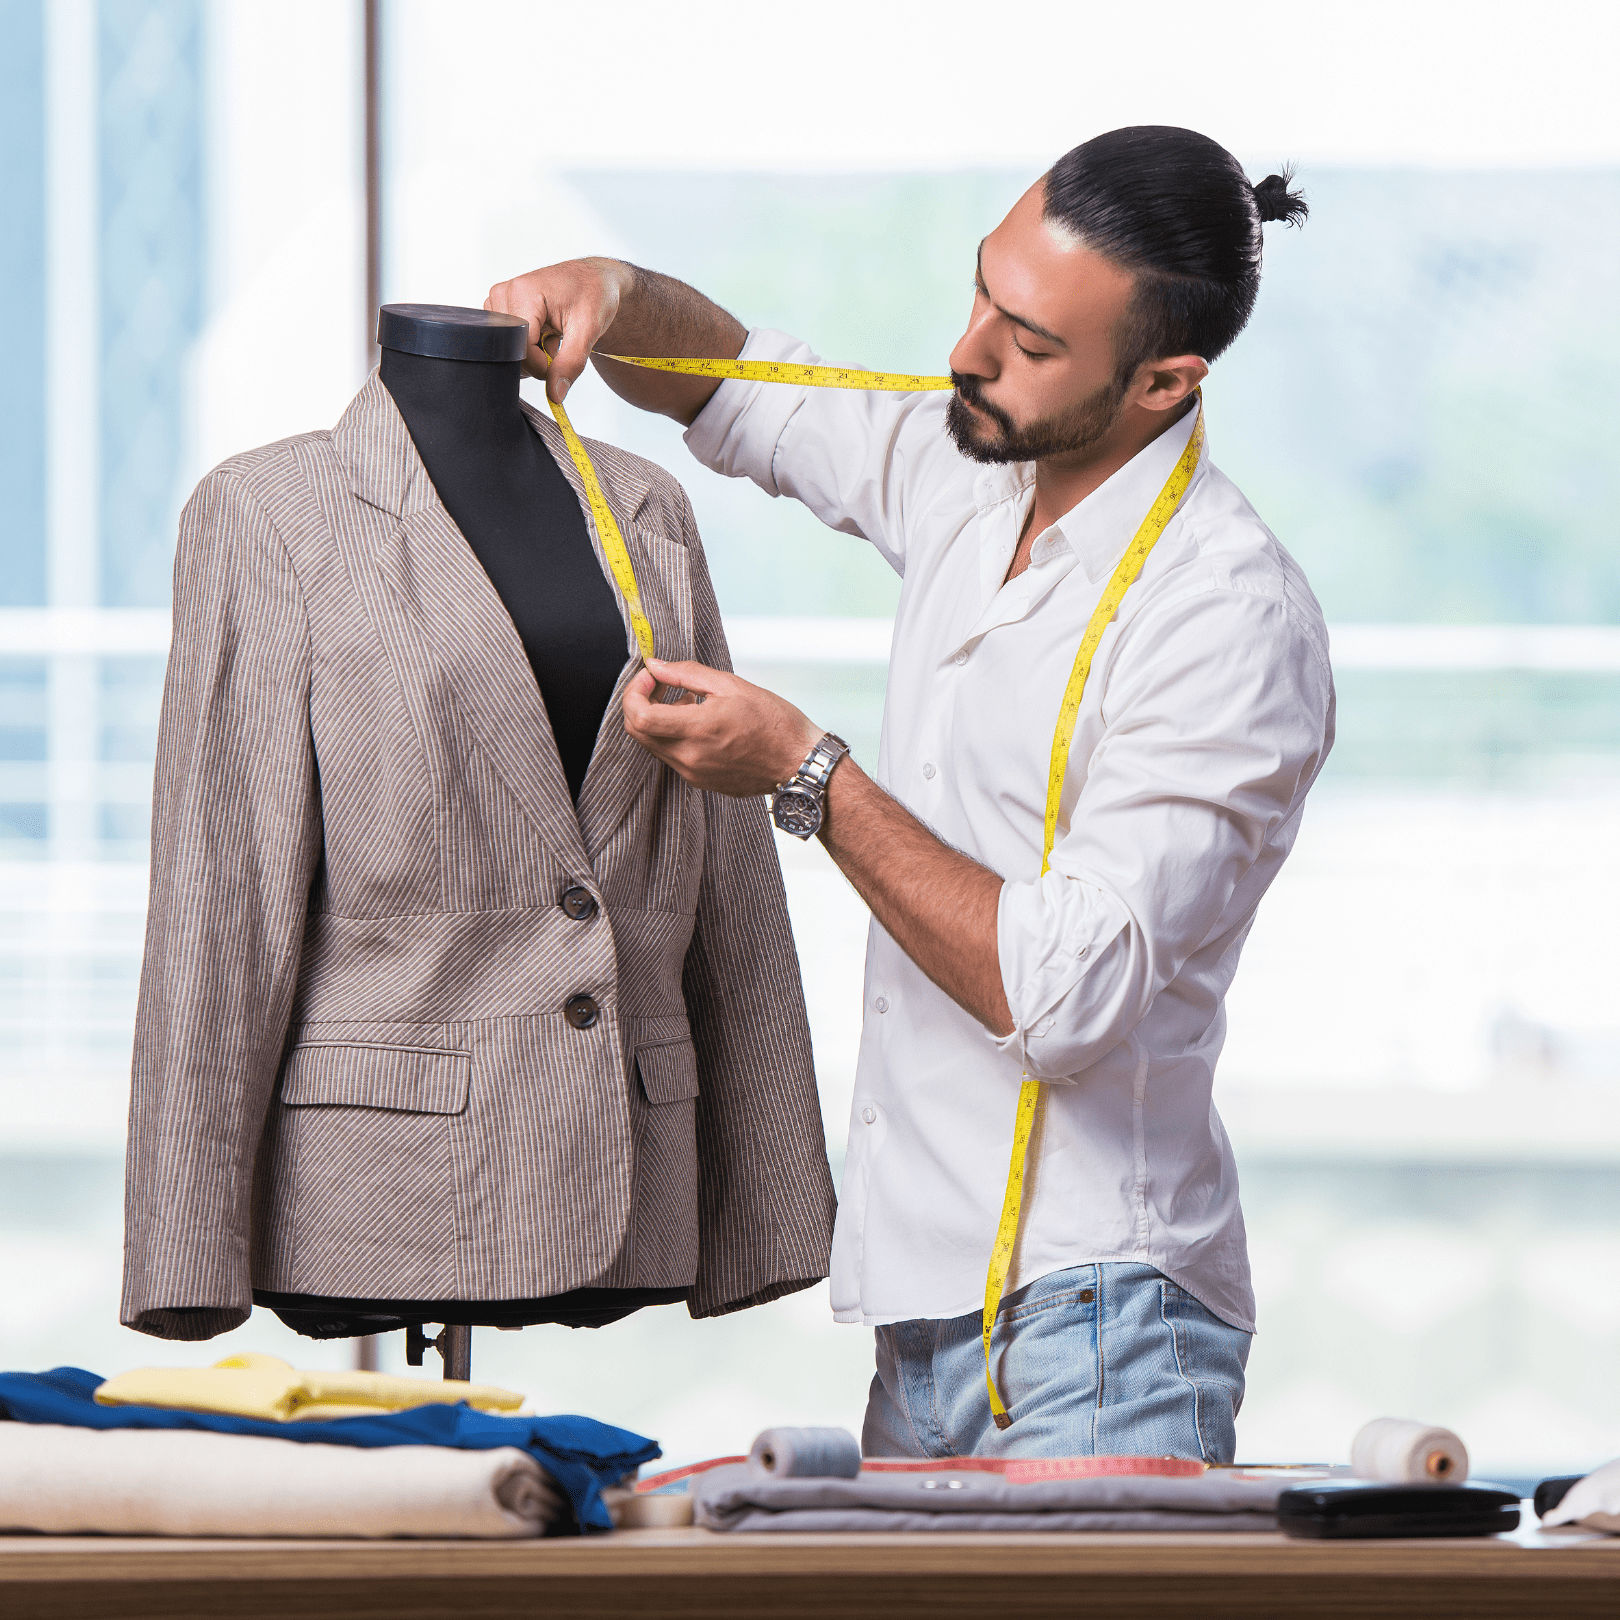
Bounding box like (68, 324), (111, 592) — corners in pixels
(749, 1427), (862, 1479)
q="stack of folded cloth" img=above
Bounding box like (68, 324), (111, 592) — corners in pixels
(0, 1354), (658, 1538)
(680, 1427), (1314, 1533)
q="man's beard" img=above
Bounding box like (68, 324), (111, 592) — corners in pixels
(946, 371), (1126, 464)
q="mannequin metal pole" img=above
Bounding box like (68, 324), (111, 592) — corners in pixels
(440, 1324), (472, 1381)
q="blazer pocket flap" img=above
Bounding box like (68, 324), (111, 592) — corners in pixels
(281, 1042), (471, 1115)
(636, 1038), (699, 1105)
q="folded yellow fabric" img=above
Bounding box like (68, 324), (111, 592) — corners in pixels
(93, 1353), (525, 1422)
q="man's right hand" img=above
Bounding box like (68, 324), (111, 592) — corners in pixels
(485, 258), (747, 426)
(485, 257), (635, 403)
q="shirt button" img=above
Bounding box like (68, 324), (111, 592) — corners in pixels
(560, 885), (598, 921)
(875, 996), (889, 1014)
(563, 994), (600, 1029)
(954, 651), (967, 666)
(861, 1105), (877, 1125)
(921, 763), (936, 780)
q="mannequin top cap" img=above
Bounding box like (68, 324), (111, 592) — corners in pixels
(377, 303), (529, 364)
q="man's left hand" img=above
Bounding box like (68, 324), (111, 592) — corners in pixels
(624, 658), (824, 797)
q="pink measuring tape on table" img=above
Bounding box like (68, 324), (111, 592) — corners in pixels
(634, 1452), (1204, 1494)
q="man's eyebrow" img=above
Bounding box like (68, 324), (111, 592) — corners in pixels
(975, 240), (1068, 349)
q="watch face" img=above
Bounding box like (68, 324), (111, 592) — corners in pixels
(772, 786), (823, 838)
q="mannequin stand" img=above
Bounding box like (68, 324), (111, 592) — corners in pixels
(404, 1322), (473, 1380)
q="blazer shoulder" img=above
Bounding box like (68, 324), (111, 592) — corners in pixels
(579, 435), (700, 535)
(193, 430), (333, 503)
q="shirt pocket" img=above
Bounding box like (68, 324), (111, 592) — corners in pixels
(635, 1037), (700, 1106)
(279, 1020), (471, 1115)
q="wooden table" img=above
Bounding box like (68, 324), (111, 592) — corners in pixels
(2, 1524), (1617, 1619)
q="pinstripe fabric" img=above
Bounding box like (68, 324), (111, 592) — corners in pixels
(123, 372), (836, 1341)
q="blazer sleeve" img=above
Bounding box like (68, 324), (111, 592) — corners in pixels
(121, 466), (321, 1339)
(674, 488), (838, 1317)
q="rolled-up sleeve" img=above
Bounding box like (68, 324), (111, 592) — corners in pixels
(682, 327), (957, 576)
(995, 585), (1333, 1081)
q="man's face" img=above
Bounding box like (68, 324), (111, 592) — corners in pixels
(946, 181), (1140, 465)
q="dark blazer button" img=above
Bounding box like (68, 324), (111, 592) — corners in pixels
(564, 994), (600, 1029)
(560, 885), (598, 921)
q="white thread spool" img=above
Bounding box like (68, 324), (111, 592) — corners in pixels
(1350, 1417), (1469, 1484)
(749, 1427), (862, 1479)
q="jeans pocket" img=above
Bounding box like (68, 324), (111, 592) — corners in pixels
(1000, 1265), (1101, 1327)
(1157, 1280), (1251, 1464)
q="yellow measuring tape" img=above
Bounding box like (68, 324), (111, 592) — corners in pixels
(551, 350), (1202, 1430)
(601, 354), (953, 392)
(546, 392), (657, 661)
(544, 355), (952, 657)
(979, 402), (1204, 1430)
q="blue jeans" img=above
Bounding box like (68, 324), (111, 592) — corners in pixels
(862, 1263), (1250, 1462)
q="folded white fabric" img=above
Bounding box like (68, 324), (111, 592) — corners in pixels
(1543, 1458), (1620, 1534)
(692, 1462), (1288, 1533)
(0, 1422), (558, 1538)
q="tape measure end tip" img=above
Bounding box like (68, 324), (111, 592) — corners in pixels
(992, 1412), (1013, 1432)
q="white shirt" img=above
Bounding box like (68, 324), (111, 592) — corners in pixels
(685, 329), (1335, 1332)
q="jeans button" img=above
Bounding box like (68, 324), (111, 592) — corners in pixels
(560, 885), (598, 921)
(1079, 1288), (1095, 1304)
(564, 994), (600, 1029)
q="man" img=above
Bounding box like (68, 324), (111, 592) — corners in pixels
(488, 125), (1334, 1462)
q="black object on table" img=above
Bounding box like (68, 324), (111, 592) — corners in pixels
(1278, 1480), (1522, 1539)
(1533, 1475), (1585, 1519)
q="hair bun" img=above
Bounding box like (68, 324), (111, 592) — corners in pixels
(1253, 168), (1308, 226)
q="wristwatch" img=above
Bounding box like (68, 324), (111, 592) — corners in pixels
(770, 733), (850, 840)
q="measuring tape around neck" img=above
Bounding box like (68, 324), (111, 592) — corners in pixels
(551, 351), (1203, 1431)
(980, 401), (1204, 1430)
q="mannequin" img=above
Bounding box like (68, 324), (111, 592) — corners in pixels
(378, 303), (625, 800)
(253, 306), (690, 1360)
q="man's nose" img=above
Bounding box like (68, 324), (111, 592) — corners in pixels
(949, 307), (1000, 382)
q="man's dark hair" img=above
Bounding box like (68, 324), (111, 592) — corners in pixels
(1042, 126), (1307, 385)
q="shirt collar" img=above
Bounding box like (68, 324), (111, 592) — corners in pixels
(974, 396), (1206, 583)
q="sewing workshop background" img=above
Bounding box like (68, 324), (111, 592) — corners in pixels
(2, 0), (1618, 1481)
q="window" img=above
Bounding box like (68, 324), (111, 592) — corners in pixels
(4, 0), (1617, 1486)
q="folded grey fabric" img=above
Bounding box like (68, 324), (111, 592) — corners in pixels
(692, 1463), (1287, 1532)
(0, 1421), (559, 1538)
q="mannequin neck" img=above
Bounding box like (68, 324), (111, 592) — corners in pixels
(378, 347), (530, 458)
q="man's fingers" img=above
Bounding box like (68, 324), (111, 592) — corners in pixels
(485, 278), (553, 381)
(624, 682), (702, 740)
(645, 657), (732, 696)
(549, 321), (596, 403)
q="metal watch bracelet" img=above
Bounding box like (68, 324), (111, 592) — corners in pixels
(770, 733), (849, 840)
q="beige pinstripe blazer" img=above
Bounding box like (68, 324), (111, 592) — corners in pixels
(121, 373), (835, 1340)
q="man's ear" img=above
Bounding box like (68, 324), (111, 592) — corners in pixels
(1129, 355), (1209, 413)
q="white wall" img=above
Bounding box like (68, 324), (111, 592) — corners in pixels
(388, 0), (1620, 171)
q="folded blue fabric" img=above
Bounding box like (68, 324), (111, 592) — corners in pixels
(0, 1368), (658, 1533)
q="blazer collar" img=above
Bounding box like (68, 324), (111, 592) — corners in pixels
(333, 369), (658, 527)
(329, 369), (681, 865)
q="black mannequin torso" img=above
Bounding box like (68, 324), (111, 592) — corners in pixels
(377, 341), (627, 802)
(254, 307), (687, 1344)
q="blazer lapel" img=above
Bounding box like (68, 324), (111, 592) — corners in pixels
(333, 372), (695, 868)
(521, 403), (694, 860)
(335, 372), (589, 869)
